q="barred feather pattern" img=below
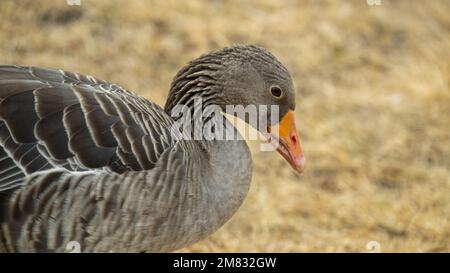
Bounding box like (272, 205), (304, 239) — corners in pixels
(0, 65), (252, 252)
(0, 65), (178, 174)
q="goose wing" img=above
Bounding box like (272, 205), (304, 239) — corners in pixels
(0, 65), (177, 193)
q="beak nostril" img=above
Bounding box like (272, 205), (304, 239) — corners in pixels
(291, 135), (297, 145)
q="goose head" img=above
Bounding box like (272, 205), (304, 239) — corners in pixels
(165, 45), (305, 173)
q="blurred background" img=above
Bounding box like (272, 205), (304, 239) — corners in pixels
(0, 0), (448, 252)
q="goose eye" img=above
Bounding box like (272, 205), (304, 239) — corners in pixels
(270, 86), (283, 98)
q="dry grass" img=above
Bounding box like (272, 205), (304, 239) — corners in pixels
(0, 0), (449, 252)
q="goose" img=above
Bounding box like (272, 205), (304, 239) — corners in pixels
(0, 45), (304, 252)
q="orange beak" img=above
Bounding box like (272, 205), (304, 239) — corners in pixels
(267, 110), (305, 173)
